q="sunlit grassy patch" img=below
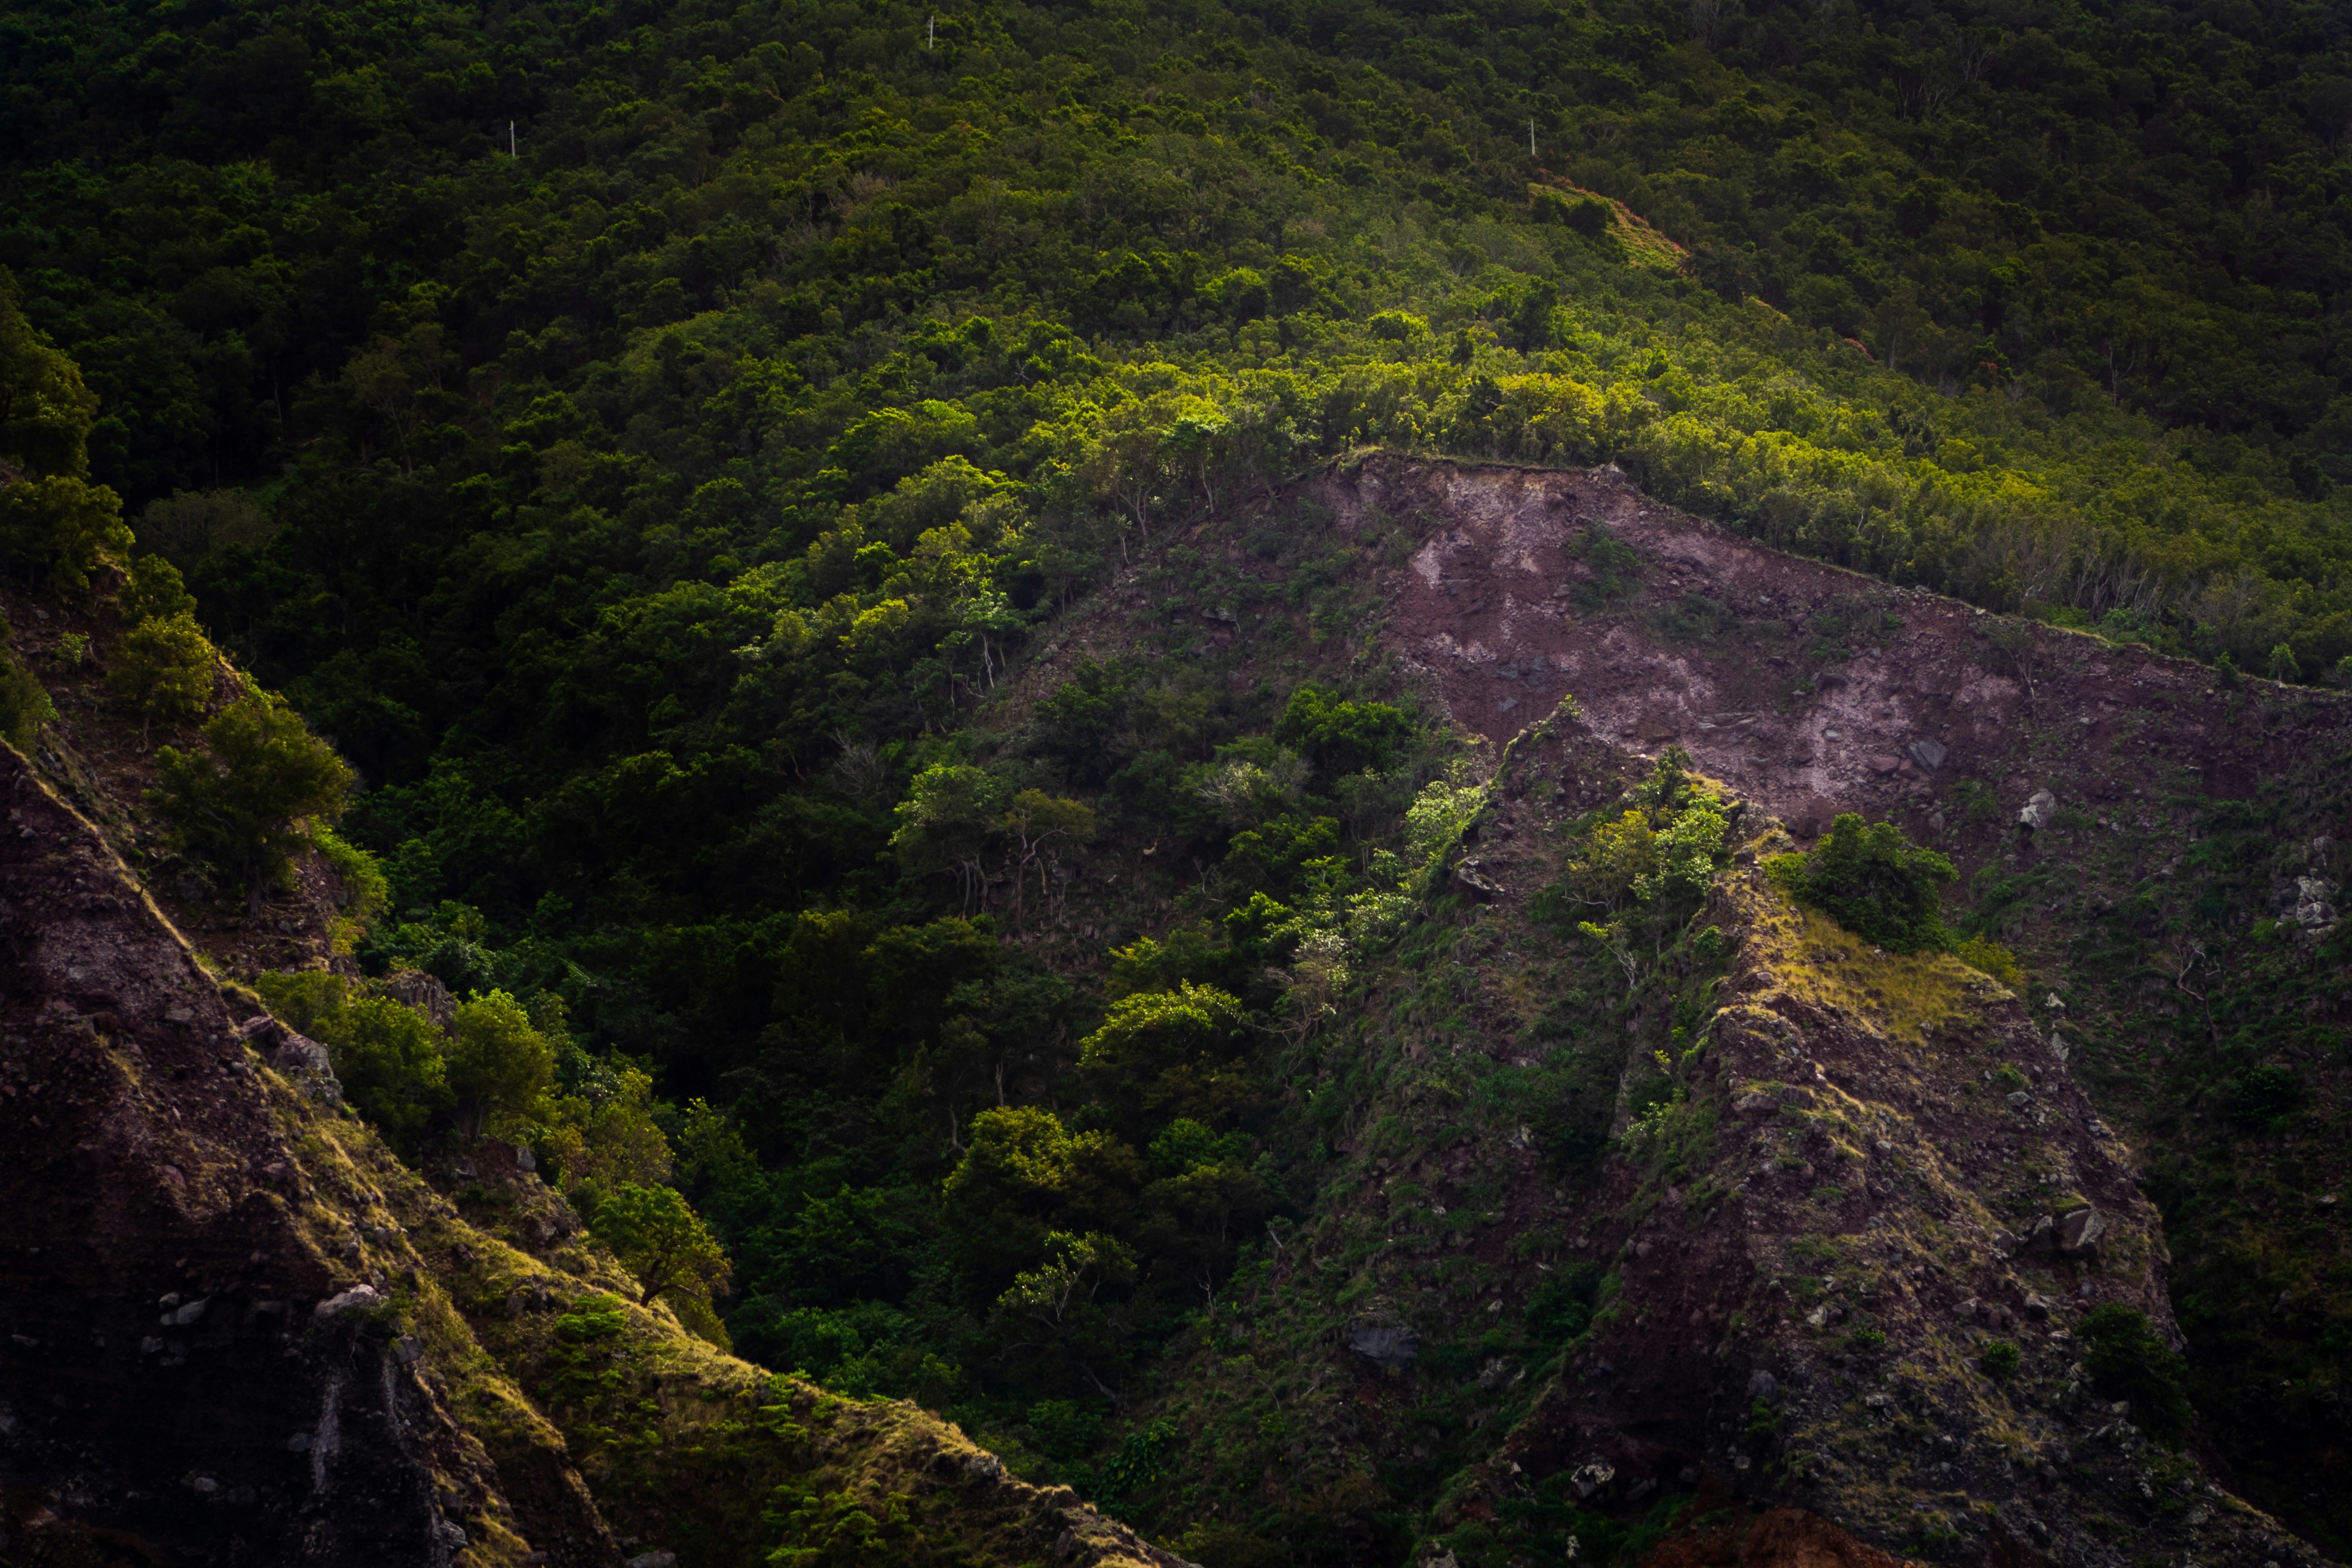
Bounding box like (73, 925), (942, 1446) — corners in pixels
(1738, 871), (1990, 1044)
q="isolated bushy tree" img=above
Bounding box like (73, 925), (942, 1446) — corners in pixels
(120, 553), (195, 623)
(1770, 813), (1956, 953)
(442, 988), (553, 1142)
(578, 1180), (731, 1307)
(329, 994), (451, 1153)
(109, 611), (217, 738)
(1541, 748), (1730, 993)
(0, 473), (131, 592)
(151, 688), (354, 914)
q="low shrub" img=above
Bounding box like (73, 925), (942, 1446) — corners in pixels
(1768, 813), (1956, 953)
(2078, 1304), (2191, 1443)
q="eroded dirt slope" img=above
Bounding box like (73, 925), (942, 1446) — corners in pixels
(1, 580), (356, 978)
(0, 739), (566, 1566)
(1441, 774), (2302, 1568)
(1322, 456), (2347, 841)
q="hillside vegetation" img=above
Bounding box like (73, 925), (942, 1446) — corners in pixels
(3, 0), (2351, 1563)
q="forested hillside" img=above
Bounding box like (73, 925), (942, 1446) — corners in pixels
(4, 0), (2351, 1563)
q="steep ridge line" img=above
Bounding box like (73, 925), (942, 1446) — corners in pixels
(1200, 711), (2322, 1568)
(1447, 751), (2281, 1564)
(1072, 457), (2344, 1568)
(1315, 458), (2339, 1568)
(0, 738), (1196, 1568)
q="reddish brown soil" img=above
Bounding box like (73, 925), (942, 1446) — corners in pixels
(1312, 457), (2350, 841)
(1092, 457), (2329, 1568)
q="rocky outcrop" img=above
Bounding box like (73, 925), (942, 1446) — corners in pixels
(1480, 851), (2246, 1566)
(1120, 688), (2326, 1568)
(0, 740), (561, 1565)
(0, 741), (1196, 1568)
(1402, 790), (2319, 1568)
(987, 454), (2347, 1565)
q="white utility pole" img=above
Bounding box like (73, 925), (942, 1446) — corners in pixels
(1529, 118), (1537, 157)
(928, 14), (935, 48)
(509, 121), (517, 157)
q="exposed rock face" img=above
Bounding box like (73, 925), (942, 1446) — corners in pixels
(1481, 858), (2232, 1564)
(0, 742), (548, 1565)
(1294, 456), (2339, 1567)
(2286, 874), (2338, 939)
(999, 455), (2345, 1565)
(382, 968), (458, 1030)
(1313, 456), (2346, 831)
(1352, 737), (2315, 1568)
(1350, 1322), (1423, 1371)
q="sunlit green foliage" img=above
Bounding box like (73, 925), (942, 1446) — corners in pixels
(1539, 748), (1732, 990)
(1769, 812), (1958, 953)
(764, 1478), (944, 1568)
(108, 611), (217, 734)
(1274, 684), (1418, 778)
(443, 988), (556, 1142)
(1953, 933), (2023, 988)
(577, 1178), (734, 1309)
(120, 554), (195, 624)
(1077, 983), (1254, 1136)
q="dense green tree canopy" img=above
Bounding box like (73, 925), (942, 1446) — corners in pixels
(8, 0), (2352, 1547)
